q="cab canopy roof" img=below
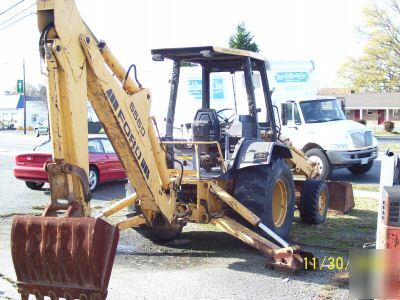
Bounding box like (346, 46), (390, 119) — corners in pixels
(151, 46), (267, 72)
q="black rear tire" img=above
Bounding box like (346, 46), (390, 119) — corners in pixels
(25, 181), (45, 190)
(125, 181), (183, 243)
(299, 179), (329, 224)
(135, 219), (183, 243)
(234, 159), (295, 239)
(347, 161), (373, 175)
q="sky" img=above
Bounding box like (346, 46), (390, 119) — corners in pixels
(0, 0), (368, 94)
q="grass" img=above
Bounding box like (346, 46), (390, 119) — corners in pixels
(290, 197), (377, 255)
(352, 184), (379, 192)
(374, 130), (400, 137)
(379, 143), (400, 152)
(32, 205), (46, 210)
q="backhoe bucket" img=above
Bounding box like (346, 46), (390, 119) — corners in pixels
(11, 215), (119, 300)
(327, 181), (355, 214)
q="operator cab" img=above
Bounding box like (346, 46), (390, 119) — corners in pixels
(151, 46), (277, 173)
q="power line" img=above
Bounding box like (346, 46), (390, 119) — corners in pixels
(0, 11), (34, 31)
(0, 0), (26, 17)
(0, 2), (35, 27)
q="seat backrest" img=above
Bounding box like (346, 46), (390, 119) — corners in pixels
(192, 109), (221, 141)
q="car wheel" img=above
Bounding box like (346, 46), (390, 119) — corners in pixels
(347, 161), (374, 175)
(305, 148), (331, 180)
(35, 128), (40, 137)
(88, 166), (99, 191)
(25, 181), (45, 190)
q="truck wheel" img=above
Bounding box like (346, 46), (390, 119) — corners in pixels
(305, 148), (331, 180)
(25, 181), (45, 190)
(35, 128), (40, 137)
(125, 181), (183, 243)
(347, 161), (373, 175)
(299, 179), (329, 224)
(234, 159), (295, 239)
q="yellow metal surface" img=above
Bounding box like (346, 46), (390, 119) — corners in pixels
(38, 0), (90, 216)
(115, 215), (146, 231)
(272, 179), (288, 227)
(162, 140), (227, 173)
(100, 193), (137, 218)
(211, 216), (279, 256)
(209, 182), (261, 226)
(99, 43), (141, 95)
(80, 33), (176, 222)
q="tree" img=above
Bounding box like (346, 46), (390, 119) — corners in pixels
(229, 22), (260, 53)
(11, 83), (47, 103)
(338, 0), (400, 92)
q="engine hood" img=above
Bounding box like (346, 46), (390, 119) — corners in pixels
(303, 120), (370, 134)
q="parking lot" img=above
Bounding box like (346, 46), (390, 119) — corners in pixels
(0, 131), (392, 299)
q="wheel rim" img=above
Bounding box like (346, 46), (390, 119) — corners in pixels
(318, 190), (327, 215)
(272, 179), (288, 227)
(308, 155), (324, 175)
(89, 169), (97, 190)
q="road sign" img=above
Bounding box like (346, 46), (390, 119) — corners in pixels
(17, 80), (24, 94)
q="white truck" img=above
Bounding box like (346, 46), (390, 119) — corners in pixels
(277, 98), (378, 179)
(154, 60), (379, 179)
(269, 61), (379, 179)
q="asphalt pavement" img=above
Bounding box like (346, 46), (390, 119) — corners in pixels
(1, 130), (397, 299)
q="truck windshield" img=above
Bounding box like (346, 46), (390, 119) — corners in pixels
(299, 99), (345, 123)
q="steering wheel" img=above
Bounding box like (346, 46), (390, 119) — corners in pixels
(217, 108), (236, 125)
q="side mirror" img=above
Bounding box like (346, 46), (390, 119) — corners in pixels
(273, 105), (281, 128)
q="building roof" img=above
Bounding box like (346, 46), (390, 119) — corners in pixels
(318, 91), (400, 109)
(0, 95), (41, 110)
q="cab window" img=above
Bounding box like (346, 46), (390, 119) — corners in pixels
(281, 102), (301, 125)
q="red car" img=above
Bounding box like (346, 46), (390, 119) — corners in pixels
(14, 135), (126, 191)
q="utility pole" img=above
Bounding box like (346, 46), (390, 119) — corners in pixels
(23, 60), (26, 135)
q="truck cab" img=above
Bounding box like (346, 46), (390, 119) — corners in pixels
(279, 98), (378, 179)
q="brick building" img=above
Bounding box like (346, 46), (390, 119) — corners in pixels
(319, 91), (400, 127)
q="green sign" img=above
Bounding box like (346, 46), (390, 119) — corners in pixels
(17, 80), (24, 94)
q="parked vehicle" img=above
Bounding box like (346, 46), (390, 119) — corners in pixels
(34, 120), (49, 136)
(278, 98), (379, 179)
(13, 135), (126, 191)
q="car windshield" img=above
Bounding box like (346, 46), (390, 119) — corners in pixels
(299, 99), (346, 123)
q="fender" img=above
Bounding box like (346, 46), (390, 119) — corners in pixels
(228, 138), (292, 171)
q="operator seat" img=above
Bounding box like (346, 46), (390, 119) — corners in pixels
(192, 109), (221, 142)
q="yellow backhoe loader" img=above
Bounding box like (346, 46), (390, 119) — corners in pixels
(11, 1), (353, 299)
